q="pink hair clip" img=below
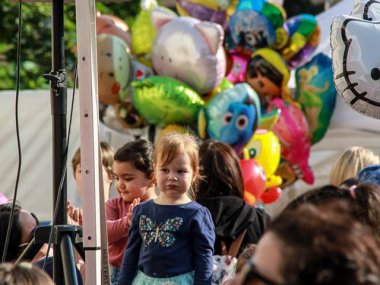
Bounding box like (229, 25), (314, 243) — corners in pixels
(348, 185), (357, 199)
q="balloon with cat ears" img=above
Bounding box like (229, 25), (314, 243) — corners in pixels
(331, 0), (380, 119)
(351, 0), (380, 21)
(150, 7), (226, 94)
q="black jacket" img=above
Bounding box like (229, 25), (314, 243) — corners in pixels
(197, 196), (269, 256)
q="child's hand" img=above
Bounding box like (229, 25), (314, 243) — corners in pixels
(67, 201), (83, 226)
(126, 198), (140, 227)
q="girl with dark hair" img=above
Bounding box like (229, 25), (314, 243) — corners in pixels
(197, 140), (269, 256)
(0, 203), (39, 262)
(106, 139), (157, 285)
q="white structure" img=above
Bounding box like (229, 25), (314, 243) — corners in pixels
(1, 0), (379, 219)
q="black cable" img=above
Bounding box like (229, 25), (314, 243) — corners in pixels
(2, 2), (23, 263)
(42, 63), (78, 270)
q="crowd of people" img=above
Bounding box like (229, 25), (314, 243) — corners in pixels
(1, 136), (380, 285)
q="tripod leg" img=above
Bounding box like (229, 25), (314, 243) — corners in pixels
(60, 234), (79, 285)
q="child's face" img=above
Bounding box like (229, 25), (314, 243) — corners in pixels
(74, 163), (82, 195)
(246, 72), (281, 103)
(155, 153), (194, 201)
(113, 161), (154, 203)
(74, 163), (112, 201)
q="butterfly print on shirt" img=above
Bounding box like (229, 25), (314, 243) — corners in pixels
(139, 215), (183, 247)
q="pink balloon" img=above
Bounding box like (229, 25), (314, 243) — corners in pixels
(96, 14), (132, 50)
(240, 159), (266, 205)
(226, 51), (250, 84)
(268, 98), (314, 184)
(151, 8), (226, 95)
(0, 193), (8, 205)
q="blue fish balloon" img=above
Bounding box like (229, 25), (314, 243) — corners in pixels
(198, 83), (261, 154)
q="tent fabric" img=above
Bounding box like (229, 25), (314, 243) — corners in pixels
(2, 90), (380, 220)
(1, 0), (380, 220)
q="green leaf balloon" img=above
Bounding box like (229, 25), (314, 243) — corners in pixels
(131, 76), (205, 126)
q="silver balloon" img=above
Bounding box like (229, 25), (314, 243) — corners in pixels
(151, 7), (226, 95)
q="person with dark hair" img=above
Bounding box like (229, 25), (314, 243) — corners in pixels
(0, 203), (39, 262)
(0, 262), (55, 285)
(0, 203), (83, 284)
(284, 184), (347, 211)
(284, 183), (380, 245)
(197, 140), (269, 256)
(240, 202), (380, 285)
(106, 139), (157, 285)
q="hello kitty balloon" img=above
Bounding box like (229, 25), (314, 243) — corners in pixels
(331, 0), (380, 119)
(151, 7), (226, 95)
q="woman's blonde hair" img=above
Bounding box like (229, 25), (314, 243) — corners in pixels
(330, 146), (379, 186)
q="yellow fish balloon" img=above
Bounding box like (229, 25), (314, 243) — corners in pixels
(244, 129), (282, 188)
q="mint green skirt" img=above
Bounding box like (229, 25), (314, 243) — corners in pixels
(132, 270), (194, 285)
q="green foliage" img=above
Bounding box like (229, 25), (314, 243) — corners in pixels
(0, 1), (140, 90)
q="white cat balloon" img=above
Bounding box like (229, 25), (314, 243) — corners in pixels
(351, 0), (380, 20)
(150, 7), (226, 95)
(331, 0), (380, 119)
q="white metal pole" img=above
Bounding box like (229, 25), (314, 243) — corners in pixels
(74, 0), (110, 284)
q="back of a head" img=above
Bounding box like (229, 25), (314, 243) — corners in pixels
(330, 146), (379, 186)
(284, 184), (352, 212)
(284, 183), (380, 245)
(350, 183), (380, 244)
(270, 202), (380, 285)
(198, 140), (243, 199)
(114, 139), (154, 178)
(0, 262), (54, 285)
(0, 204), (23, 262)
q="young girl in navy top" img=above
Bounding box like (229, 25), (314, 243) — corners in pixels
(119, 133), (215, 285)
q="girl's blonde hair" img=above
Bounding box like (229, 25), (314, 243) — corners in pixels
(330, 146), (379, 186)
(154, 132), (200, 198)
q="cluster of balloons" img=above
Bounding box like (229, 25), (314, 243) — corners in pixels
(95, 0), (338, 205)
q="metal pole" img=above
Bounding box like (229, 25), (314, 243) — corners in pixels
(75, 0), (110, 283)
(50, 0), (67, 283)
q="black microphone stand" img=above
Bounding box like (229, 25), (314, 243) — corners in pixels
(18, 1), (83, 284)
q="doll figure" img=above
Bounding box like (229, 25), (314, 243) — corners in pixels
(245, 48), (292, 111)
